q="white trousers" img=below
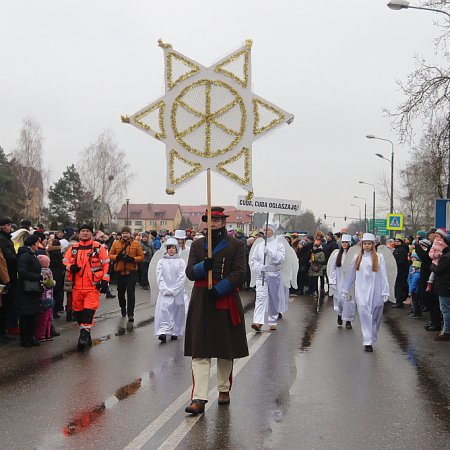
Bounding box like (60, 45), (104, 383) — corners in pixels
(191, 358), (233, 401)
(253, 274), (280, 326)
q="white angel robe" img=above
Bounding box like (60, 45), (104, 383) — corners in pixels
(342, 252), (390, 346)
(250, 236), (286, 326)
(154, 254), (186, 337)
(328, 250), (356, 322)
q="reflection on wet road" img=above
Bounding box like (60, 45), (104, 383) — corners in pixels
(0, 292), (449, 449)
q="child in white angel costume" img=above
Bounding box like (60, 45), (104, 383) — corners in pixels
(342, 233), (390, 352)
(154, 238), (186, 343)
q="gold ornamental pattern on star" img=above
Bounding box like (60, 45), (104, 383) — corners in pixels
(122, 40), (294, 195)
(171, 79), (246, 158)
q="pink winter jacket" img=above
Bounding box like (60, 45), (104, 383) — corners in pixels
(429, 238), (447, 265)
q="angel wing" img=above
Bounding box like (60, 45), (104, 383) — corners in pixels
(249, 237), (265, 288)
(342, 244), (360, 301)
(180, 246), (194, 300)
(148, 248), (164, 307)
(277, 235), (298, 289)
(377, 245), (397, 302)
(326, 249), (339, 296)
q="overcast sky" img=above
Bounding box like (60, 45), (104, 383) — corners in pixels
(1, 1), (446, 230)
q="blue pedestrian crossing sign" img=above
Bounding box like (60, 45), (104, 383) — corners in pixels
(386, 213), (404, 230)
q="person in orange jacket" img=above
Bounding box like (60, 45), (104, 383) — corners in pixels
(108, 226), (144, 322)
(63, 224), (110, 351)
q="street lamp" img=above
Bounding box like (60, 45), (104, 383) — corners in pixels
(387, 1), (450, 197)
(387, 1), (450, 18)
(367, 135), (395, 219)
(359, 181), (376, 233)
(353, 195), (367, 232)
(126, 198), (130, 227)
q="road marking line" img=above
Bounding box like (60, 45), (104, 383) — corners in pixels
(123, 331), (258, 450)
(157, 332), (271, 450)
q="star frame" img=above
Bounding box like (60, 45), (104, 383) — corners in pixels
(122, 39), (294, 197)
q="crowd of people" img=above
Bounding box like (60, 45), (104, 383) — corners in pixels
(0, 216), (448, 353)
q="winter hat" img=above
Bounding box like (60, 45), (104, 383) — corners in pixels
(121, 226), (131, 233)
(394, 234), (404, 242)
(63, 226), (75, 235)
(436, 228), (447, 238)
(33, 231), (45, 241)
(37, 254), (50, 268)
(362, 233), (376, 242)
(141, 232), (149, 238)
(419, 239), (431, 249)
(24, 234), (40, 247)
(306, 234), (315, 242)
(326, 231), (334, 239)
(20, 219), (32, 229)
(412, 260), (421, 269)
(0, 217), (12, 226)
(79, 223), (94, 233)
(410, 252), (420, 261)
(416, 230), (426, 239)
(341, 234), (352, 243)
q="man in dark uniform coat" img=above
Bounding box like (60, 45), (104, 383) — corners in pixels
(184, 207), (249, 415)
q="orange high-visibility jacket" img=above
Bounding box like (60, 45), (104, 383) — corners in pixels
(63, 240), (110, 290)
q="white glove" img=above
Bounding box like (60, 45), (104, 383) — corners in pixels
(261, 264), (268, 272)
(263, 246), (269, 255)
(382, 295), (390, 303)
(342, 291), (349, 302)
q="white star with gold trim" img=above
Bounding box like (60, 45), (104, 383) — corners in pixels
(122, 39), (294, 197)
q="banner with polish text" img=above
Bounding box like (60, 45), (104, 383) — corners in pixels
(237, 196), (302, 215)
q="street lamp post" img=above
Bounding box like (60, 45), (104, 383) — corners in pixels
(366, 135), (394, 218)
(387, 1), (450, 198)
(359, 181), (376, 233)
(126, 198), (130, 227)
(353, 195), (367, 232)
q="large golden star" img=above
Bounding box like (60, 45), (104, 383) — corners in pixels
(122, 39), (293, 197)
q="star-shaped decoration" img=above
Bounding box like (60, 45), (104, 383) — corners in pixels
(122, 39), (293, 197)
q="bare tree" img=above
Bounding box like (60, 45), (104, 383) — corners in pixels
(78, 130), (131, 227)
(11, 117), (44, 220)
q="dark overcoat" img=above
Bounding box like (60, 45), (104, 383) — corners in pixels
(184, 235), (249, 359)
(16, 246), (42, 315)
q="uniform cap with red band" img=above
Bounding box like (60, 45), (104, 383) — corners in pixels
(201, 207), (229, 222)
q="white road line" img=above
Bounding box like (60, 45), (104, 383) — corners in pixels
(123, 331), (258, 450)
(157, 332), (271, 450)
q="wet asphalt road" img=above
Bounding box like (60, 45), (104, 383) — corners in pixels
(0, 287), (449, 450)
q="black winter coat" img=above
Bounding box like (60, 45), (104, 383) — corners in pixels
(16, 246), (42, 315)
(323, 239), (339, 262)
(433, 247), (450, 297)
(393, 244), (410, 276)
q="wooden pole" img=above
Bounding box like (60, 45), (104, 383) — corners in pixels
(207, 169), (213, 289)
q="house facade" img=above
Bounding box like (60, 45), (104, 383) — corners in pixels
(117, 203), (182, 233)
